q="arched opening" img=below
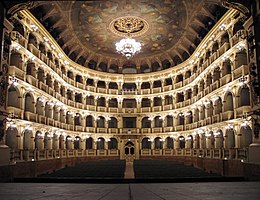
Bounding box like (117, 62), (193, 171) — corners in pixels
(152, 62), (161, 72)
(23, 129), (34, 150)
(206, 132), (215, 149)
(39, 43), (46, 54)
(122, 99), (136, 108)
(36, 97), (44, 115)
(178, 113), (185, 125)
(186, 135), (193, 149)
(206, 73), (213, 87)
(66, 111), (73, 124)
(97, 81), (106, 88)
(141, 98), (150, 107)
(108, 98), (118, 107)
(44, 132), (52, 150)
(13, 21), (25, 37)
(10, 52), (23, 69)
(108, 138), (118, 149)
(240, 126), (252, 148)
(108, 82), (118, 90)
(162, 59), (171, 69)
(154, 137), (163, 149)
(239, 86), (250, 106)
(200, 133), (206, 149)
(59, 135), (65, 149)
(24, 93), (34, 113)
(125, 141), (134, 155)
(97, 116), (105, 128)
(28, 33), (37, 47)
(97, 97), (106, 107)
(97, 62), (107, 72)
(46, 73), (53, 87)
(108, 117), (118, 128)
(153, 80), (161, 88)
(97, 137), (105, 150)
(142, 117), (151, 128)
(26, 62), (35, 76)
(45, 102), (53, 118)
(175, 74), (183, 83)
(154, 116), (163, 127)
(67, 71), (74, 80)
(142, 137), (151, 149)
(220, 32), (229, 45)
(194, 134), (200, 149)
(35, 131), (44, 150)
(165, 95), (173, 105)
(166, 115), (173, 126)
(86, 137), (93, 149)
(6, 127), (20, 149)
(176, 92), (184, 103)
(123, 83), (137, 90)
(109, 64), (118, 73)
(179, 136), (185, 149)
(214, 97), (222, 115)
(66, 89), (73, 100)
(122, 64), (137, 74)
(66, 136), (72, 149)
(214, 130), (224, 148)
(60, 109), (66, 123)
(224, 129), (235, 148)
(213, 67), (221, 82)
(194, 109), (200, 122)
(88, 60), (97, 69)
(76, 75), (83, 84)
(86, 95), (94, 105)
(233, 20), (244, 36)
(75, 93), (82, 103)
(74, 113), (82, 126)
(86, 115), (94, 127)
(7, 86), (20, 108)
(166, 137), (174, 149)
(222, 61), (232, 79)
(200, 105), (206, 120)
(185, 70), (191, 79)
(74, 136), (81, 150)
(141, 82), (150, 89)
(153, 97), (162, 106)
(165, 78), (172, 86)
(141, 64), (150, 73)
(53, 105), (60, 121)
(224, 92), (234, 111)
(86, 78), (94, 86)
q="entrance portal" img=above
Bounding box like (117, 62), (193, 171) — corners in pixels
(125, 141), (135, 162)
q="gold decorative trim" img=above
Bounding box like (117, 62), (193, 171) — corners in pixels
(109, 16), (149, 38)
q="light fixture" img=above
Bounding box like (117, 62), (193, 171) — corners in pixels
(115, 36), (141, 59)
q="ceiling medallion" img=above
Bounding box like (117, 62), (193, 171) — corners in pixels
(109, 16), (149, 38)
(111, 16), (147, 59)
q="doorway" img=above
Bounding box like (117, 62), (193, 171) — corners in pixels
(125, 141), (135, 162)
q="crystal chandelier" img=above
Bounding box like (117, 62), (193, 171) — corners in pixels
(115, 37), (141, 59)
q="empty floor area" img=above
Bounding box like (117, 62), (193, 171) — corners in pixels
(0, 182), (260, 200)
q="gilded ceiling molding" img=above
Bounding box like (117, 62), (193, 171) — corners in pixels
(222, 0), (250, 16)
(7, 1), (35, 19)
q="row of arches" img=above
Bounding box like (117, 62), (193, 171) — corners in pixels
(8, 85), (251, 128)
(13, 52), (246, 92)
(12, 16), (244, 73)
(6, 127), (118, 150)
(6, 126), (252, 151)
(141, 127), (252, 149)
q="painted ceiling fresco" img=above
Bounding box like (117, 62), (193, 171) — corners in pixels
(71, 0), (186, 58)
(30, 0), (226, 67)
